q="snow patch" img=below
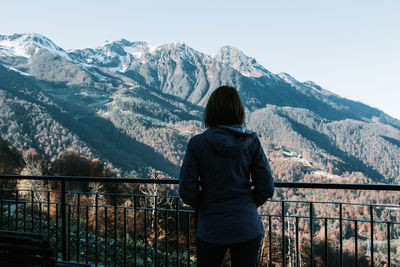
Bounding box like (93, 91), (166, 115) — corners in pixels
(124, 46), (141, 58)
(148, 45), (157, 53)
(0, 33), (71, 60)
(0, 63), (31, 76)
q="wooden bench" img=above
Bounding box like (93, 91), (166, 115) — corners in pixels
(0, 230), (56, 266)
(0, 230), (90, 267)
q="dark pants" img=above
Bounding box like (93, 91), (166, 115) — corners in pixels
(196, 234), (262, 267)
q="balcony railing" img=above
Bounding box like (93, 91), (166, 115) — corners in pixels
(0, 174), (400, 266)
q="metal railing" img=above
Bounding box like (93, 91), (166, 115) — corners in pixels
(1, 174), (400, 266)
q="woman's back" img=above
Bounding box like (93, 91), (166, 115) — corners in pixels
(179, 126), (274, 244)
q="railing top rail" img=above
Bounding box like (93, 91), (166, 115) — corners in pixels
(275, 181), (400, 191)
(1, 174), (400, 191)
(0, 174), (179, 184)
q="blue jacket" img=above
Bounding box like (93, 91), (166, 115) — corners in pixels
(179, 126), (274, 244)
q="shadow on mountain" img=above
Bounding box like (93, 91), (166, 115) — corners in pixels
(132, 85), (203, 121)
(241, 79), (353, 122)
(332, 97), (400, 130)
(0, 66), (179, 177)
(380, 135), (400, 148)
(50, 103), (180, 177)
(283, 115), (384, 181)
(122, 70), (147, 85)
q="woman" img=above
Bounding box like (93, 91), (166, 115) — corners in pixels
(179, 86), (274, 267)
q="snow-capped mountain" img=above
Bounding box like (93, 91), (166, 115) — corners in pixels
(69, 39), (156, 72)
(0, 33), (70, 60)
(0, 33), (399, 182)
(0, 33), (340, 106)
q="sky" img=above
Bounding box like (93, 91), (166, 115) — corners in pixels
(1, 0), (399, 119)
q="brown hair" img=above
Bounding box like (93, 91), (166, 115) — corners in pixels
(203, 86), (245, 128)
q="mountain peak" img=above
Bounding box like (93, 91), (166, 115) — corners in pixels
(278, 72), (300, 85)
(106, 38), (133, 46)
(156, 42), (209, 64)
(0, 33), (68, 59)
(215, 45), (251, 62)
(158, 42), (190, 51)
(97, 39), (155, 56)
(102, 39), (148, 49)
(9, 33), (50, 43)
(214, 45), (274, 78)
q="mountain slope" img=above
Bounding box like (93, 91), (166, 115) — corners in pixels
(0, 33), (399, 182)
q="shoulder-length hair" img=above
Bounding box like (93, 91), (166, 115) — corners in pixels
(203, 86), (245, 128)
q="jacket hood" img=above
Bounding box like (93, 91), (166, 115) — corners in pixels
(204, 126), (255, 157)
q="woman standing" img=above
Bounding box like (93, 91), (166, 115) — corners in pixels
(179, 86), (274, 267)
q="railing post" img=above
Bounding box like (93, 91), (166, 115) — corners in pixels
(175, 198), (180, 267)
(114, 195), (117, 267)
(339, 203), (343, 267)
(296, 217), (299, 267)
(15, 190), (19, 231)
(282, 201), (285, 267)
(76, 193), (80, 263)
(370, 205), (374, 267)
(47, 191), (51, 237)
(61, 180), (69, 261)
(0, 188), (3, 228)
(123, 207), (127, 267)
(144, 208), (147, 267)
(154, 197), (159, 267)
(324, 218), (328, 266)
(310, 202), (313, 267)
(31, 191), (34, 232)
(165, 210), (169, 266)
(269, 215), (272, 267)
(133, 195), (137, 267)
(355, 220), (358, 267)
(387, 222), (391, 267)
(95, 193), (99, 267)
(186, 211), (190, 267)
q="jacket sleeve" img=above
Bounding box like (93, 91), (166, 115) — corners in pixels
(250, 137), (274, 207)
(179, 139), (201, 208)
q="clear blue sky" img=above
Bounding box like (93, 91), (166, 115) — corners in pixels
(2, 0), (400, 119)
